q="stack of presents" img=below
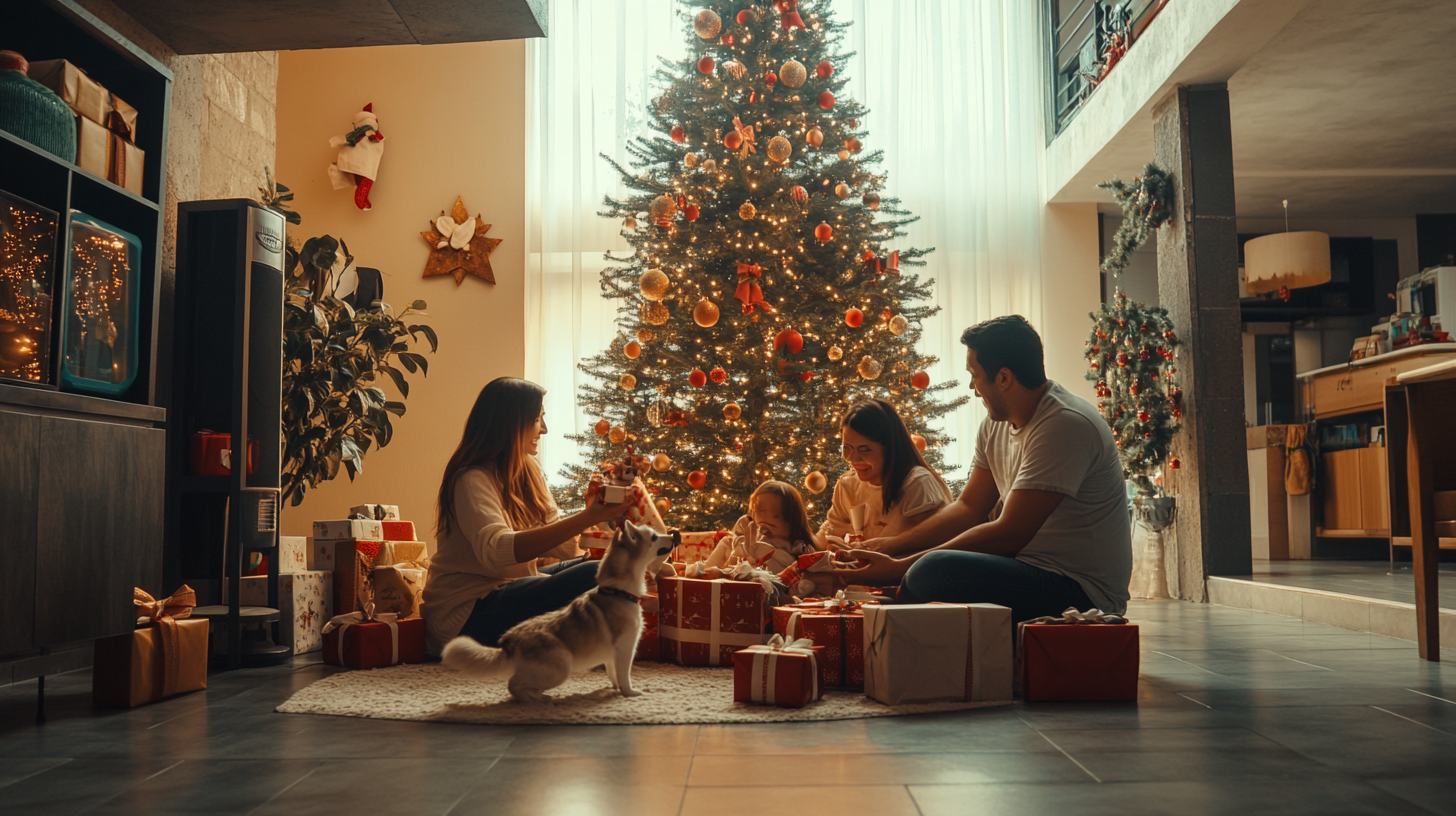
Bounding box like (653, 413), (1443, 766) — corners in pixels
(94, 503), (432, 707)
(24, 58), (145, 194)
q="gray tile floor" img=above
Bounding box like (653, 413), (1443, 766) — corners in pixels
(1246, 559), (1456, 607)
(4, 600), (1456, 815)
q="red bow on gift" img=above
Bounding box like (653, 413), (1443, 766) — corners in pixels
(735, 262), (767, 314)
(775, 0), (806, 30)
(731, 116), (756, 158)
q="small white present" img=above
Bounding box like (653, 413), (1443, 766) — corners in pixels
(349, 503), (400, 521)
(313, 519), (383, 541)
(278, 536), (309, 574)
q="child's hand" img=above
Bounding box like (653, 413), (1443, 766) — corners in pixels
(701, 566), (725, 580)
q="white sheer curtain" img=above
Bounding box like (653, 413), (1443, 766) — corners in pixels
(525, 0), (1045, 484)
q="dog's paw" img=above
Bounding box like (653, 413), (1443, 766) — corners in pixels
(619, 688), (645, 698)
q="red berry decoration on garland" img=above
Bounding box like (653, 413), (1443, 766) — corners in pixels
(688, 369), (708, 388)
(709, 366), (727, 384)
(687, 470), (708, 490)
(845, 308), (864, 327)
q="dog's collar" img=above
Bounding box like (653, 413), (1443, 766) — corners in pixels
(596, 585), (642, 603)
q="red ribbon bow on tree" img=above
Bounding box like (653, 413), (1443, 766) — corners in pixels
(775, 0), (806, 30)
(735, 262), (768, 314)
(731, 116), (756, 158)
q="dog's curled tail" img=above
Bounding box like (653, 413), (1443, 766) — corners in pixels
(441, 637), (513, 678)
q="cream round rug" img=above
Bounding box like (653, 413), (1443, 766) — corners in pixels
(276, 662), (1008, 725)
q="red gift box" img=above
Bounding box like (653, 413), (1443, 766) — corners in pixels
(637, 593), (660, 661)
(189, 430), (257, 476)
(674, 530), (730, 563)
(775, 604), (871, 689)
(1020, 621), (1139, 701)
(382, 520), (416, 541)
(322, 612), (425, 670)
(733, 636), (825, 708)
(658, 576), (767, 665)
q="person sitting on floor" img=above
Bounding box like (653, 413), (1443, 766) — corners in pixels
(422, 377), (629, 656)
(832, 315), (1131, 621)
(694, 480), (822, 598)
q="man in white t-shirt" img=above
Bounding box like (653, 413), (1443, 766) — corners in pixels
(833, 315), (1131, 620)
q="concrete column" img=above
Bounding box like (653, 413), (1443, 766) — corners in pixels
(1153, 84), (1252, 601)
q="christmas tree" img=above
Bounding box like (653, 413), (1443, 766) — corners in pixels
(1085, 292), (1182, 497)
(556, 0), (968, 530)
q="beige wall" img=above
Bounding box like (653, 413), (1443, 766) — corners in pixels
(1039, 203), (1103, 401)
(275, 42), (527, 546)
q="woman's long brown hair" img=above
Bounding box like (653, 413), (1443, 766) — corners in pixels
(841, 398), (946, 514)
(751, 480), (821, 551)
(437, 377), (554, 537)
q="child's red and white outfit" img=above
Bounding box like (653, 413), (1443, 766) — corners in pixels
(702, 515), (818, 595)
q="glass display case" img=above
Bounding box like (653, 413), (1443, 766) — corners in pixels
(61, 211), (140, 396)
(0, 189), (60, 386)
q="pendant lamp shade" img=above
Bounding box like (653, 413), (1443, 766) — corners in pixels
(1244, 231), (1331, 295)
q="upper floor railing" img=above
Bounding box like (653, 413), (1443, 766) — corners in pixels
(1047, 0), (1165, 139)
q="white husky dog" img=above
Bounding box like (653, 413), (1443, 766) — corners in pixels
(441, 522), (679, 702)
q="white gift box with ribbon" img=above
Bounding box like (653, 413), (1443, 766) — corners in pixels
(863, 603), (1013, 705)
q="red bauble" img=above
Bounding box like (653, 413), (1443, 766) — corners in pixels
(911, 371), (930, 390)
(815, 60), (833, 78)
(765, 72), (778, 87)
(799, 372), (813, 381)
(720, 33), (735, 45)
(1169, 458), (1181, 469)
(1173, 408), (1181, 418)
(709, 366), (727, 384)
(689, 369), (708, 388)
(1116, 353), (1128, 367)
(845, 308), (864, 327)
(685, 204), (700, 221)
(724, 131), (743, 150)
(845, 137), (862, 153)
(817, 91), (835, 109)
(670, 125), (685, 142)
(1137, 411), (1150, 422)
(774, 329), (804, 354)
(687, 470), (708, 489)
(814, 223), (833, 242)
(736, 9), (753, 24)
(698, 56), (715, 74)
(910, 433), (927, 453)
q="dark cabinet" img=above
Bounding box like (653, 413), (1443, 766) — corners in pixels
(0, 411), (41, 654)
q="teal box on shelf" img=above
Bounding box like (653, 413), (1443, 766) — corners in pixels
(60, 211), (140, 396)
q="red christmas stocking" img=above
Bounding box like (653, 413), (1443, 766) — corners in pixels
(355, 177), (374, 211)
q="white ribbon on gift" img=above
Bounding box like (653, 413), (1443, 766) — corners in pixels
(740, 635), (819, 704)
(660, 578), (767, 665)
(1024, 607), (1127, 626)
(728, 561), (779, 594)
(322, 604), (400, 665)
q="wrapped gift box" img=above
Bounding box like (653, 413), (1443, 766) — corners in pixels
(334, 540), (428, 616)
(94, 617), (209, 707)
(675, 530), (728, 563)
(188, 430), (256, 476)
(314, 518), (384, 541)
(74, 113), (144, 195)
(371, 562), (426, 619)
(658, 576), (767, 666)
(863, 603), (1013, 705)
(349, 503), (399, 520)
(227, 570), (333, 654)
(29, 59), (138, 134)
(382, 521), (416, 541)
(775, 603), (871, 689)
(733, 637), (825, 708)
(323, 613), (425, 670)
(278, 536), (309, 574)
(637, 594), (660, 661)
(1020, 620), (1139, 702)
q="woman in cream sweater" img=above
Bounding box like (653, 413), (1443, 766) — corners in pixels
(423, 378), (628, 655)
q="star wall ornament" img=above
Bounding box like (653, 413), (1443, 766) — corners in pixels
(420, 196), (502, 285)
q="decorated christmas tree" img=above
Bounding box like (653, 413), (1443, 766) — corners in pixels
(1085, 292), (1182, 497)
(557, 0), (968, 530)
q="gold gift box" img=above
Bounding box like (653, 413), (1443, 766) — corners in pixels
(76, 114), (144, 195)
(28, 58), (139, 138)
(93, 618), (209, 708)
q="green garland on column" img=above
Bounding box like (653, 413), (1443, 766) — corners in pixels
(1085, 291), (1182, 497)
(1097, 163), (1173, 277)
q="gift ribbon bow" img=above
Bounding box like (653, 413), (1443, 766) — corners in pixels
(740, 634), (819, 703)
(731, 116), (756, 157)
(735, 262), (767, 314)
(775, 0), (806, 30)
(1024, 607), (1128, 625)
(323, 603), (402, 665)
(133, 585), (196, 698)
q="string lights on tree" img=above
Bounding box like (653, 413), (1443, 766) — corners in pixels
(554, 0), (968, 529)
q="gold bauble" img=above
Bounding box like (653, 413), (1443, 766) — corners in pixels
(838, 149), (850, 161)
(684, 152), (698, 168)
(703, 158), (718, 173)
(739, 201), (757, 220)
(624, 340), (642, 359)
(594, 419), (610, 436)
(642, 301), (670, 326)
(649, 194), (677, 222)
(780, 59), (807, 88)
(828, 345), (843, 361)
(888, 314), (909, 336)
(609, 425), (628, 444)
(834, 183), (850, 199)
(639, 269), (670, 300)
(655, 498), (672, 515)
(805, 471), (827, 494)
(652, 452), (672, 471)
(694, 9), (722, 38)
(694, 298), (721, 327)
(806, 126), (824, 147)
(619, 374), (637, 390)
(723, 402), (742, 420)
(857, 356), (883, 380)
(635, 326), (656, 342)
(766, 136), (792, 163)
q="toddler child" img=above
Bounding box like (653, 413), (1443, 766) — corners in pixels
(693, 481), (827, 598)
